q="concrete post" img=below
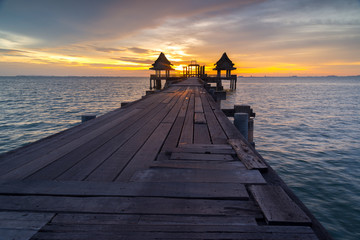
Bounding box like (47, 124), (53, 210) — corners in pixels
(234, 113), (248, 140)
(234, 104), (255, 146)
(234, 104), (250, 115)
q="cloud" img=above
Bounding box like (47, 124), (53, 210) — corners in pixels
(0, 48), (31, 58)
(92, 46), (125, 53)
(112, 57), (153, 64)
(0, 0), (264, 46)
(127, 47), (150, 54)
(0, 48), (28, 54)
(0, 0), (360, 76)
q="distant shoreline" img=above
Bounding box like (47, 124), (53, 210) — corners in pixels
(0, 75), (360, 78)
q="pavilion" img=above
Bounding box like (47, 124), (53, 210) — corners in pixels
(182, 60), (205, 78)
(213, 52), (237, 90)
(149, 52), (175, 89)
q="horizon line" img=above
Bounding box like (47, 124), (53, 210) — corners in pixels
(1, 75), (360, 78)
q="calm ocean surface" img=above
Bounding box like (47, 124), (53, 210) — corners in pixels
(0, 76), (359, 239)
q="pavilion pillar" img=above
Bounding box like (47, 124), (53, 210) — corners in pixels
(226, 70), (231, 77)
(155, 79), (161, 90)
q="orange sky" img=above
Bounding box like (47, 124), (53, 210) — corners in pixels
(0, 0), (359, 76)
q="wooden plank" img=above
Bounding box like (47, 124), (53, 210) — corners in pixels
(179, 143), (233, 150)
(51, 213), (140, 225)
(0, 229), (38, 240)
(250, 185), (311, 225)
(26, 106), (164, 180)
(56, 103), (167, 181)
(194, 96), (203, 113)
(130, 168), (266, 184)
(0, 211), (54, 229)
(31, 224), (319, 240)
(228, 138), (267, 170)
(0, 92), (170, 172)
(36, 224), (315, 234)
(158, 117), (184, 158)
(194, 112), (206, 124)
(200, 92), (228, 144)
(0, 181), (246, 199)
(84, 92), (181, 182)
(83, 120), (169, 182)
(0, 211), (53, 221)
(0, 91), (176, 180)
(193, 124), (211, 144)
(0, 105), (130, 163)
(139, 215), (257, 226)
(177, 88), (190, 118)
(171, 146), (235, 155)
(151, 160), (246, 170)
(161, 92), (179, 104)
(0, 196), (261, 216)
(158, 91), (190, 154)
(213, 108), (243, 140)
(32, 232), (319, 240)
(206, 91), (219, 110)
(0, 108), (141, 178)
(115, 122), (173, 181)
(170, 152), (233, 161)
(0, 211), (54, 240)
(178, 92), (195, 145)
(161, 90), (187, 123)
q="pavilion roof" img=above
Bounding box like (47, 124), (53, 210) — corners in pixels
(213, 52), (236, 70)
(149, 52), (174, 70)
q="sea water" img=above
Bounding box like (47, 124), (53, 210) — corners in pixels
(0, 76), (359, 240)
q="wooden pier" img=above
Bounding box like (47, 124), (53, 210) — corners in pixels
(0, 78), (331, 240)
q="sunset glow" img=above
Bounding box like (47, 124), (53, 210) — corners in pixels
(0, 0), (359, 76)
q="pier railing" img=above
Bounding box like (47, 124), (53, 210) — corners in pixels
(150, 74), (184, 79)
(206, 74), (237, 79)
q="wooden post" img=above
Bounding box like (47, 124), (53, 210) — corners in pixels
(121, 102), (131, 107)
(81, 115), (96, 123)
(248, 118), (254, 146)
(216, 80), (223, 91)
(234, 113), (248, 140)
(215, 91), (226, 101)
(155, 79), (161, 90)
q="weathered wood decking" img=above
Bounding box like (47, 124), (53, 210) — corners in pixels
(0, 78), (330, 239)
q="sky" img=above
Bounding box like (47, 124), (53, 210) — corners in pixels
(0, 0), (359, 76)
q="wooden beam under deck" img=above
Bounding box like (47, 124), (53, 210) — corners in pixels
(0, 77), (331, 240)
